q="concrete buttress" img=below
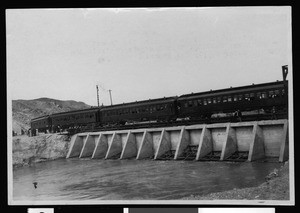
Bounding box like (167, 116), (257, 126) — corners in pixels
(154, 129), (171, 159)
(174, 128), (190, 160)
(136, 131), (154, 159)
(91, 134), (108, 159)
(196, 126), (212, 160)
(220, 124), (237, 160)
(248, 123), (265, 161)
(105, 133), (122, 159)
(66, 135), (84, 158)
(120, 132), (137, 159)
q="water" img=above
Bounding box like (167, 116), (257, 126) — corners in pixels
(13, 158), (282, 201)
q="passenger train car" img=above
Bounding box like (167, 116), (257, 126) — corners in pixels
(100, 97), (177, 125)
(30, 67), (288, 135)
(176, 81), (287, 120)
(30, 115), (51, 133)
(50, 108), (100, 132)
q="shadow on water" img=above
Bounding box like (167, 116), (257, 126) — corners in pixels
(13, 158), (283, 200)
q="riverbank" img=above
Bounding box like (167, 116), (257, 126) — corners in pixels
(12, 134), (71, 168)
(183, 161), (290, 200)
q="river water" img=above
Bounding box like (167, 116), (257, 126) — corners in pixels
(13, 158), (282, 201)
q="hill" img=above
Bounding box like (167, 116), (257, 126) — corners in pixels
(12, 98), (91, 134)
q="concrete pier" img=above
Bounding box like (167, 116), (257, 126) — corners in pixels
(66, 119), (289, 162)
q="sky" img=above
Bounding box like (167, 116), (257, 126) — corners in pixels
(6, 7), (292, 106)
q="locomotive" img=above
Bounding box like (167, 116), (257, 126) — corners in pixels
(30, 66), (288, 135)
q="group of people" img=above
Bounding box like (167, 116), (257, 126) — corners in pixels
(12, 129), (28, 136)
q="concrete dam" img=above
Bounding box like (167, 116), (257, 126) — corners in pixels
(66, 119), (288, 162)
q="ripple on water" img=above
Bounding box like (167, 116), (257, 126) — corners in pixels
(13, 159), (283, 200)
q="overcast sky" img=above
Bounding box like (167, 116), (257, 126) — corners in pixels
(6, 7), (292, 106)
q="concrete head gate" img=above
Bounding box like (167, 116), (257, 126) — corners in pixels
(66, 119), (288, 162)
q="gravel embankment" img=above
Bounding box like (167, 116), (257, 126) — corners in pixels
(182, 161), (290, 200)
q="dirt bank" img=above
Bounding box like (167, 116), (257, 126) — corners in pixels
(183, 161), (290, 200)
(12, 134), (71, 168)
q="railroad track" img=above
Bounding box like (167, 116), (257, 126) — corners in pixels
(70, 112), (287, 135)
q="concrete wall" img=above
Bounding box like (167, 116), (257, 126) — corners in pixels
(188, 129), (202, 146)
(169, 130), (181, 150)
(261, 125), (284, 157)
(235, 127), (253, 152)
(211, 128), (227, 151)
(66, 119), (289, 162)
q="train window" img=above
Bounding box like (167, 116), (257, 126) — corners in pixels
(238, 94), (243, 101)
(274, 90), (280, 97)
(203, 99), (207, 105)
(250, 93), (255, 97)
(269, 90), (275, 98)
(233, 95), (238, 101)
(256, 92), (261, 99)
(261, 92), (267, 98)
(184, 102), (188, 108)
(223, 96), (227, 102)
(282, 89), (285, 95)
(245, 94), (250, 100)
(207, 98), (211, 104)
(228, 96), (232, 102)
(197, 99), (202, 105)
(194, 100), (198, 106)
(217, 97), (221, 103)
(188, 101), (193, 107)
(213, 98), (217, 104)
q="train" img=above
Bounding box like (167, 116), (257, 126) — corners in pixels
(30, 66), (288, 135)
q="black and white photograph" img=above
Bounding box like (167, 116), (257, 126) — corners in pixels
(6, 7), (294, 205)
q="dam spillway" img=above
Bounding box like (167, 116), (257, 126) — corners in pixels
(66, 119), (289, 162)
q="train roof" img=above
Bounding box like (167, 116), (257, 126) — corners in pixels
(178, 80), (286, 100)
(31, 107), (101, 121)
(50, 107), (101, 117)
(31, 114), (49, 122)
(100, 96), (176, 111)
